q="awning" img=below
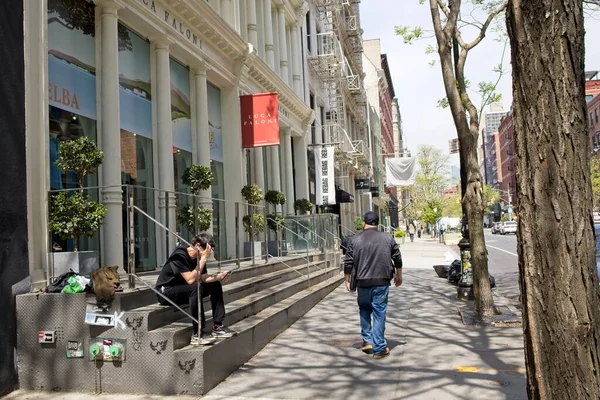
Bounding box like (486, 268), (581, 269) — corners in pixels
(336, 187), (354, 203)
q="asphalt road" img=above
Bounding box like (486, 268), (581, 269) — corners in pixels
(484, 229), (520, 301)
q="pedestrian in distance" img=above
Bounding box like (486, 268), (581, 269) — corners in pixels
(408, 222), (416, 242)
(344, 211), (403, 359)
(417, 224), (422, 239)
(155, 233), (237, 345)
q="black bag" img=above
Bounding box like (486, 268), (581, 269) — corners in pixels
(46, 270), (76, 293)
(447, 259), (462, 285)
(349, 263), (358, 291)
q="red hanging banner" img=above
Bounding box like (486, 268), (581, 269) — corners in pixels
(240, 93), (280, 148)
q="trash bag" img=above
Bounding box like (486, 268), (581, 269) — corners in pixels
(46, 270), (76, 293)
(433, 264), (450, 279)
(447, 259), (462, 285)
(489, 274), (496, 288)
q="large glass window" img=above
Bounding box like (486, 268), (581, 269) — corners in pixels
(48, 0), (99, 254)
(118, 25), (156, 271)
(208, 83), (226, 259)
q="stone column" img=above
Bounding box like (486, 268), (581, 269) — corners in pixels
(154, 38), (176, 250)
(290, 23), (302, 95)
(277, 7), (289, 85)
(246, 0), (258, 47)
(220, 0), (233, 26)
(283, 130), (295, 215)
(193, 64), (213, 233)
(221, 86), (245, 259)
(293, 135), (309, 201)
(98, 0), (124, 268)
(263, 0), (275, 69)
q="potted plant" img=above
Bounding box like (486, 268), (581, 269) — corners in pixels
(179, 164), (214, 234)
(394, 229), (406, 245)
(49, 136), (107, 276)
(265, 190), (287, 256)
(354, 216), (364, 231)
(294, 198), (313, 215)
(241, 184), (265, 258)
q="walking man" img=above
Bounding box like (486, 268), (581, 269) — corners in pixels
(344, 211), (403, 359)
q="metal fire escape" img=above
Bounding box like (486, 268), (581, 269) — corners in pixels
(310, 0), (370, 178)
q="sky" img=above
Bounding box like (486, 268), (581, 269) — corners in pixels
(360, 1), (600, 168)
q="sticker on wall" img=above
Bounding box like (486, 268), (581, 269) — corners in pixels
(66, 340), (84, 358)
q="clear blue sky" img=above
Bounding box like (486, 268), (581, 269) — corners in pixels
(360, 1), (600, 165)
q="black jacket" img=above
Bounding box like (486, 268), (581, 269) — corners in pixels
(343, 228), (403, 287)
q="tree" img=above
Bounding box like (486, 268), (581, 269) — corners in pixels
(410, 145), (449, 223)
(507, 1), (600, 398)
(482, 184), (501, 213)
(398, 1), (507, 317)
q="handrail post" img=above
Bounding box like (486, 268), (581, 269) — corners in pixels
(196, 247), (202, 339)
(127, 185), (135, 289)
(263, 205), (268, 264)
(235, 202), (240, 269)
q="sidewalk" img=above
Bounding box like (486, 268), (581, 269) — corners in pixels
(3, 237), (526, 400)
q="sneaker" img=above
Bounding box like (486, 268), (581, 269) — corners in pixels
(191, 333), (216, 346)
(373, 347), (390, 359)
(361, 342), (373, 354)
(212, 324), (237, 338)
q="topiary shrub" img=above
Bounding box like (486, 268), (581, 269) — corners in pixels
(243, 213), (265, 238)
(177, 205), (213, 232)
(241, 184), (264, 205)
(294, 198), (313, 214)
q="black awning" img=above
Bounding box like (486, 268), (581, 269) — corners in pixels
(336, 187), (354, 203)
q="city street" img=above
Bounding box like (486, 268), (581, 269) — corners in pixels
(484, 230), (520, 303)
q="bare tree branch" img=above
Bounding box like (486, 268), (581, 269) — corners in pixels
(464, 1), (508, 50)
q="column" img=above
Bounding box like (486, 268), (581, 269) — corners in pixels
(246, 0), (258, 47)
(269, 144), (281, 194)
(193, 64), (214, 232)
(221, 86), (245, 259)
(221, 0), (233, 26)
(293, 135), (309, 201)
(98, 0), (124, 268)
(254, 148), (265, 189)
(290, 23), (302, 95)
(283, 130), (295, 215)
(277, 7), (289, 85)
(154, 39), (176, 250)
(263, 0), (275, 69)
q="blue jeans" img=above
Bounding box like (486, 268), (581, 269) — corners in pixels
(357, 285), (389, 354)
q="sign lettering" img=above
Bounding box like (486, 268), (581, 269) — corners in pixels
(137, 0), (203, 50)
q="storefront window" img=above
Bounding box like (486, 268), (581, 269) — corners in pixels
(119, 24), (156, 271)
(208, 83), (226, 259)
(48, 0), (99, 254)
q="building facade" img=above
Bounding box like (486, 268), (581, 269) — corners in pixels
(498, 112), (516, 211)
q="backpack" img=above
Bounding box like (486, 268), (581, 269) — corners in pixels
(46, 270), (77, 293)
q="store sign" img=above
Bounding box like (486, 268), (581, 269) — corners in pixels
(370, 186), (380, 198)
(137, 0), (203, 50)
(315, 147), (335, 205)
(240, 93), (280, 148)
(48, 55), (96, 120)
(355, 178), (369, 190)
(449, 138), (460, 154)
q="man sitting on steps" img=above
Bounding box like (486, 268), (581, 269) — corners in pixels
(155, 232), (237, 345)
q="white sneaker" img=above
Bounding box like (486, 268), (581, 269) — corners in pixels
(191, 333), (216, 346)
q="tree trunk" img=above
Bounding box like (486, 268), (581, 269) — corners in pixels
(507, 1), (600, 398)
(429, 0), (496, 316)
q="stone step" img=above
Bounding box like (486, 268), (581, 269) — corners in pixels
(131, 261), (329, 332)
(172, 274), (344, 396)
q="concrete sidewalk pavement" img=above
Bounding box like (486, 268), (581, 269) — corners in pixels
(3, 237), (527, 400)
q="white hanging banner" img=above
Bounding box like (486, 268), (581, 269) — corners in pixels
(315, 146), (335, 205)
(385, 157), (416, 187)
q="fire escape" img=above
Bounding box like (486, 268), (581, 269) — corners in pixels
(309, 0), (370, 178)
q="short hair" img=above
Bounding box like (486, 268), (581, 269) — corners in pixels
(191, 233), (216, 249)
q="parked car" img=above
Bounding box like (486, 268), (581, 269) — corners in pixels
(501, 221), (517, 235)
(491, 222), (501, 234)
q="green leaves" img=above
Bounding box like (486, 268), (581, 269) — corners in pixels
(264, 190), (287, 207)
(395, 25), (425, 44)
(177, 205), (212, 232)
(266, 214), (285, 232)
(49, 191), (107, 251)
(241, 184), (264, 205)
(294, 198), (313, 214)
(243, 214), (265, 238)
(354, 216), (364, 231)
(55, 136), (103, 188)
(182, 165), (214, 194)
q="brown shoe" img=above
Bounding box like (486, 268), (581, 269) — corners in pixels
(373, 348), (390, 359)
(361, 342), (373, 354)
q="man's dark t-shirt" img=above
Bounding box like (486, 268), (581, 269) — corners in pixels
(155, 246), (207, 288)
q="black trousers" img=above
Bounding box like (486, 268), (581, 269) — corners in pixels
(158, 281), (225, 335)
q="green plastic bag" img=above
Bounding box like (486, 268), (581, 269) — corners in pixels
(62, 275), (84, 294)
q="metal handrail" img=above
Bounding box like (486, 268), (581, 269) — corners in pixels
(340, 224), (356, 236)
(286, 218), (329, 275)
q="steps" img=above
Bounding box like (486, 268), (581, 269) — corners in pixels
(15, 252), (344, 396)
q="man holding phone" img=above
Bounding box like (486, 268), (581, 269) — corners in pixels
(155, 232), (236, 345)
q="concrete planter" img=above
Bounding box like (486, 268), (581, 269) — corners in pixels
(267, 240), (288, 257)
(394, 237), (405, 246)
(52, 250), (99, 277)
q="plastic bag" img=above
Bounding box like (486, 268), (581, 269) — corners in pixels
(62, 275), (85, 294)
